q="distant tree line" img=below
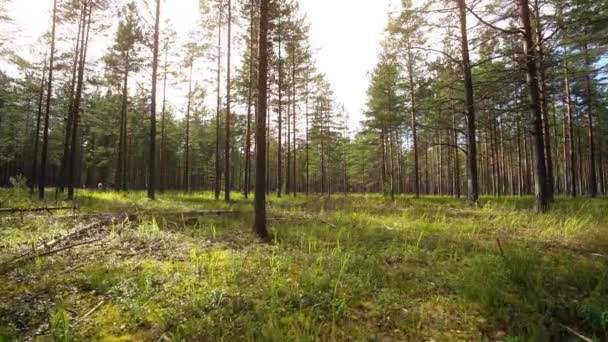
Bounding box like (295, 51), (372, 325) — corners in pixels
(0, 0), (606, 218)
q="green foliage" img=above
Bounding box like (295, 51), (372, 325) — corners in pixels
(2, 191), (607, 340)
(50, 306), (71, 342)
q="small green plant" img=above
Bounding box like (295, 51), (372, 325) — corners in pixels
(138, 217), (160, 237)
(50, 306), (71, 342)
(9, 175), (29, 194)
(331, 252), (350, 339)
(190, 247), (205, 277)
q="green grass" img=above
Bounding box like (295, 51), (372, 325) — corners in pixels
(1, 188), (607, 341)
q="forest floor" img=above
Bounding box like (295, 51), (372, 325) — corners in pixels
(0, 189), (607, 341)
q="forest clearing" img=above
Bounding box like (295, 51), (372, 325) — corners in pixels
(1, 189), (608, 340)
(1, 0), (608, 339)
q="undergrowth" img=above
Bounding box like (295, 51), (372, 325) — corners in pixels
(0, 188), (607, 341)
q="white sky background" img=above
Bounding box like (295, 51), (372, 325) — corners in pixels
(5, 0), (395, 130)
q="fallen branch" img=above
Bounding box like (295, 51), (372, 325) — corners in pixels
(174, 210), (235, 216)
(72, 299), (105, 326)
(0, 206), (74, 214)
(116, 240), (164, 257)
(0, 237), (104, 271)
(496, 238), (505, 257)
(560, 324), (593, 342)
(268, 215), (337, 228)
(37, 220), (108, 252)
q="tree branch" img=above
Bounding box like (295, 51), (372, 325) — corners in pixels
(466, 6), (522, 35)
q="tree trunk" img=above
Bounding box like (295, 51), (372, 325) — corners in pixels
(59, 4), (84, 194)
(305, 71), (310, 195)
(292, 55), (297, 197)
(185, 57), (193, 193)
(286, 80), (291, 195)
(583, 43), (597, 197)
(563, 70), (576, 197)
(254, 0), (270, 240)
(31, 60), (46, 194)
(519, 0), (549, 211)
(533, 0), (554, 201)
(160, 40), (169, 193)
(244, 0), (256, 199)
(277, 14), (283, 198)
(117, 56), (129, 192)
(456, 0), (479, 205)
(67, 1), (92, 200)
(407, 45), (420, 198)
(39, 0), (58, 200)
(148, 0), (160, 200)
(215, 4), (223, 201)
(224, 0), (232, 202)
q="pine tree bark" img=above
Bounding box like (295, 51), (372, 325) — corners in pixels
(148, 0), (160, 200)
(583, 43), (597, 197)
(160, 40), (169, 193)
(39, 0), (58, 200)
(305, 71), (310, 195)
(519, 0), (549, 211)
(563, 70), (576, 197)
(59, 4), (85, 194)
(244, 0), (256, 199)
(31, 60), (46, 194)
(407, 44), (420, 198)
(456, 0), (479, 205)
(225, 0), (232, 201)
(533, 0), (554, 201)
(254, 0), (270, 240)
(286, 80), (291, 195)
(185, 57), (193, 193)
(215, 3), (223, 200)
(277, 13), (283, 198)
(67, 1), (92, 200)
(116, 53), (129, 191)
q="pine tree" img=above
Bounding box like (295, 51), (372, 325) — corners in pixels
(39, 0), (58, 200)
(104, 2), (144, 191)
(148, 0), (161, 200)
(254, 0), (270, 240)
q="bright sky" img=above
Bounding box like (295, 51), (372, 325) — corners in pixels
(5, 0), (394, 130)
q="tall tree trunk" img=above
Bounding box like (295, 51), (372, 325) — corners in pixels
(451, 103), (460, 198)
(31, 60), (47, 194)
(577, 133), (583, 195)
(407, 45), (420, 198)
(39, 0), (58, 200)
(286, 81), (291, 195)
(320, 111), (326, 194)
(160, 40), (169, 193)
(215, 3), (223, 200)
(225, 0), (232, 201)
(60, 5), (84, 194)
(305, 71), (310, 195)
(457, 0), (479, 205)
(185, 57), (193, 193)
(533, 0), (554, 201)
(380, 127), (387, 194)
(277, 14), (283, 198)
(117, 55), (129, 191)
(148, 0), (160, 200)
(563, 70), (576, 197)
(254, 0), (270, 240)
(67, 1), (92, 200)
(292, 54), (297, 197)
(517, 117), (524, 196)
(583, 43), (597, 197)
(266, 92), (270, 193)
(244, 0), (256, 199)
(519, 0), (549, 211)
